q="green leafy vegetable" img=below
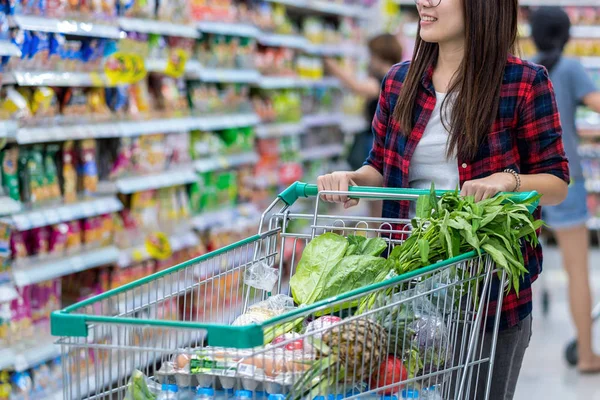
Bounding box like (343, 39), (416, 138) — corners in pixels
(389, 186), (542, 294)
(290, 233), (348, 305)
(290, 233), (390, 306)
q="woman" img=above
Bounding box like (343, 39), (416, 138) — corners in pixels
(324, 34), (403, 171)
(531, 6), (600, 374)
(318, 0), (569, 398)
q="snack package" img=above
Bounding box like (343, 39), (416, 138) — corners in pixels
(105, 86), (129, 116)
(128, 81), (152, 116)
(29, 226), (50, 257)
(62, 140), (78, 203)
(10, 230), (29, 260)
(49, 223), (69, 255)
(28, 87), (59, 120)
(65, 220), (82, 253)
(19, 147), (46, 204)
(59, 87), (90, 118)
(0, 146), (20, 201)
(1, 86), (31, 121)
(99, 214), (114, 246)
(32, 364), (52, 398)
(77, 139), (98, 196)
(10, 371), (33, 400)
(87, 87), (111, 120)
(109, 137), (132, 179)
(10, 285), (33, 339)
(44, 144), (61, 201)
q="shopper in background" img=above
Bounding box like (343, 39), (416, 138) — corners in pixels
(318, 0), (570, 398)
(530, 6), (600, 374)
(323, 34), (403, 172)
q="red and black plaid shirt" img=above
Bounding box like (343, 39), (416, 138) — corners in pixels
(365, 55), (570, 330)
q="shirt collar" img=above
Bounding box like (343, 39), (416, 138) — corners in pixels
(420, 63), (436, 95)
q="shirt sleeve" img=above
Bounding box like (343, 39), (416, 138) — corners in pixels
(569, 59), (598, 104)
(517, 67), (570, 183)
(364, 72), (390, 173)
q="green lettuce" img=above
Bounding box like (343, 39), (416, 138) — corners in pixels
(290, 233), (391, 305)
(290, 233), (348, 305)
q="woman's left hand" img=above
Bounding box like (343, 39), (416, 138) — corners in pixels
(461, 172), (517, 202)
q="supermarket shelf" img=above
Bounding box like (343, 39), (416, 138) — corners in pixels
(258, 33), (308, 49)
(17, 114), (259, 143)
(12, 246), (120, 287)
(109, 165), (198, 194)
(309, 0), (368, 18)
(303, 112), (344, 127)
(7, 70), (111, 87)
(0, 40), (22, 57)
(201, 113), (260, 130)
(192, 202), (260, 231)
(195, 152), (259, 173)
(17, 114), (259, 144)
(0, 338), (59, 372)
(187, 61), (261, 83)
(0, 196), (22, 216)
(9, 196), (122, 230)
(9, 15), (121, 39)
(300, 143), (345, 162)
(197, 21), (260, 38)
(256, 122), (305, 138)
(117, 230), (199, 268)
(304, 43), (366, 58)
(340, 115), (369, 134)
(257, 76), (340, 89)
(119, 17), (199, 38)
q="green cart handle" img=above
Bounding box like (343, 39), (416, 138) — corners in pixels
(278, 181), (540, 213)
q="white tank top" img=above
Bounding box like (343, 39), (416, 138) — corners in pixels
(408, 91), (460, 191)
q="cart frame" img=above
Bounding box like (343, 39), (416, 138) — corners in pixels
(51, 182), (539, 400)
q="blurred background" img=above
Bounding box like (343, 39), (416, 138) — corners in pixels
(0, 0), (598, 399)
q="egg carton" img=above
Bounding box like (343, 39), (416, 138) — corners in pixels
(155, 358), (305, 395)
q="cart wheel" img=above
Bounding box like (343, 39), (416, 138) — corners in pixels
(542, 289), (550, 316)
(565, 340), (578, 366)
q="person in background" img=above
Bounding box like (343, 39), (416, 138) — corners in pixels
(324, 34), (403, 172)
(318, 0), (570, 397)
(530, 6), (600, 374)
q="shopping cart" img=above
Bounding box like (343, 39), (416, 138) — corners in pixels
(51, 183), (537, 400)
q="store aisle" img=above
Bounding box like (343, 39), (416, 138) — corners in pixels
(515, 246), (600, 400)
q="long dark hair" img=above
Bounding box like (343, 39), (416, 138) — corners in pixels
(530, 7), (571, 74)
(393, 0), (519, 161)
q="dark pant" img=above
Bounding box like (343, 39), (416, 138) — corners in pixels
(481, 314), (532, 400)
(450, 315), (532, 399)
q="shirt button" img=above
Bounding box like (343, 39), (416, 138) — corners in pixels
(461, 163), (468, 169)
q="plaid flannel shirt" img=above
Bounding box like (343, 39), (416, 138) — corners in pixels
(365, 55), (570, 330)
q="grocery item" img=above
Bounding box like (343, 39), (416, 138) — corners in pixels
(44, 144), (61, 200)
(78, 139), (98, 196)
(289, 233), (389, 306)
(0, 146), (19, 201)
(62, 140), (78, 203)
(369, 355), (409, 395)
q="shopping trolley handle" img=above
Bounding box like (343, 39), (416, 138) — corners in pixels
(278, 181), (539, 212)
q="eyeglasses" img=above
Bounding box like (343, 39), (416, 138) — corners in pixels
(413, 0), (442, 6)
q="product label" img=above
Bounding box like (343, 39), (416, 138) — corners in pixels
(145, 232), (172, 261)
(165, 48), (189, 79)
(190, 357), (237, 374)
(105, 52), (147, 85)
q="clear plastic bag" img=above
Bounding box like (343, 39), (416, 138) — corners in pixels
(244, 260), (279, 292)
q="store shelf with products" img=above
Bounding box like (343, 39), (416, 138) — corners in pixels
(118, 17), (200, 38)
(196, 21), (261, 38)
(192, 203), (260, 231)
(8, 196), (123, 231)
(0, 40), (22, 57)
(5, 70), (113, 87)
(255, 122), (305, 138)
(117, 230), (199, 268)
(102, 165), (198, 195)
(0, 338), (59, 372)
(186, 61), (262, 84)
(9, 14), (122, 39)
(194, 152), (259, 173)
(300, 143), (345, 162)
(11, 246), (119, 287)
(0, 197), (22, 217)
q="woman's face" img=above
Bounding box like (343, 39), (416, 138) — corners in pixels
(416, 0), (465, 46)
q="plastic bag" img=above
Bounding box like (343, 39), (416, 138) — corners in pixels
(124, 369), (158, 400)
(244, 260), (278, 292)
(232, 295), (295, 326)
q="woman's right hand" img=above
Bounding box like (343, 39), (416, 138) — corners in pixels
(317, 171), (360, 209)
